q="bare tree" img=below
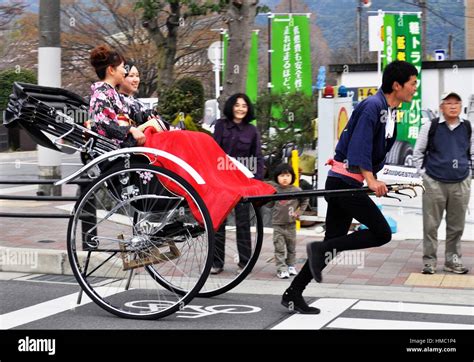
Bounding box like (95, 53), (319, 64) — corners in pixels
(218, 0), (259, 106)
(136, 0), (227, 96)
(62, 0), (220, 97)
(0, 1), (30, 71)
(61, 0), (160, 97)
(0, 1), (25, 30)
(171, 14), (222, 97)
(0, 12), (38, 73)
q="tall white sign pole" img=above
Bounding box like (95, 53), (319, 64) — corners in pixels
(38, 0), (62, 195)
(208, 38), (224, 120)
(368, 10), (384, 84)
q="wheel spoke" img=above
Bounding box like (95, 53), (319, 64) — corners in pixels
(68, 164), (214, 319)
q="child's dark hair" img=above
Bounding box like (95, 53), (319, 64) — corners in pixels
(223, 93), (255, 124)
(381, 60), (418, 93)
(273, 163), (295, 185)
(90, 44), (125, 80)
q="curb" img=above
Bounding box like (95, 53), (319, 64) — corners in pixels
(0, 150), (38, 161)
(0, 246), (126, 277)
(0, 246), (68, 275)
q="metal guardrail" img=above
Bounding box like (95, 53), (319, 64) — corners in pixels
(0, 178), (90, 219)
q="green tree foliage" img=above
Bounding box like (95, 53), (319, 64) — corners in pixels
(158, 76), (210, 134)
(175, 77), (205, 120)
(255, 91), (317, 172)
(0, 68), (37, 112)
(0, 68), (37, 150)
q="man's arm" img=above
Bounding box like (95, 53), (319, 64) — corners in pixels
(361, 168), (387, 197)
(470, 122), (474, 168)
(413, 121), (431, 174)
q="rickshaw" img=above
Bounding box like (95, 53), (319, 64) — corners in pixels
(4, 82), (423, 320)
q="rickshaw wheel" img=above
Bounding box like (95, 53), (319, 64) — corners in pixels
(67, 163), (214, 319)
(146, 202), (264, 298)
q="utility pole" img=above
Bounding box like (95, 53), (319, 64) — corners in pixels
(357, 0), (362, 63)
(418, 0), (427, 59)
(356, 0), (371, 63)
(448, 34), (453, 60)
(37, 0), (62, 196)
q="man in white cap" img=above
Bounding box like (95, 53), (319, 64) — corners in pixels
(413, 91), (473, 275)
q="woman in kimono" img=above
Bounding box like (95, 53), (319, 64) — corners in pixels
(88, 44), (275, 230)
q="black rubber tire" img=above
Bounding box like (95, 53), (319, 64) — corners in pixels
(67, 163), (214, 320)
(146, 204), (264, 298)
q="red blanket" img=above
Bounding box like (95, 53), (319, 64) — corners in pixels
(143, 128), (275, 230)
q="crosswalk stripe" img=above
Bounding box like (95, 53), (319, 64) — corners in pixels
(272, 298), (358, 330)
(0, 287), (121, 329)
(352, 300), (474, 316)
(0, 185), (37, 195)
(327, 317), (474, 330)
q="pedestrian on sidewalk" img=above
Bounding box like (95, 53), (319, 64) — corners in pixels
(413, 91), (472, 275)
(281, 60), (419, 314)
(211, 93), (264, 275)
(267, 163), (309, 279)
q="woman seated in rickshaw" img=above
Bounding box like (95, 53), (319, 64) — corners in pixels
(87, 44), (275, 230)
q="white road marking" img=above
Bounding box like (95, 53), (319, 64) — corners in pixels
(0, 185), (38, 195)
(327, 317), (474, 330)
(273, 298), (474, 330)
(0, 287), (121, 329)
(352, 300), (474, 316)
(0, 162), (81, 166)
(272, 298), (358, 330)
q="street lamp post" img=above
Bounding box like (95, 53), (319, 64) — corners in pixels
(357, 0), (371, 63)
(357, 0), (362, 63)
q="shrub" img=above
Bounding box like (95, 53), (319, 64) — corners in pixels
(0, 68), (37, 111)
(158, 76), (205, 122)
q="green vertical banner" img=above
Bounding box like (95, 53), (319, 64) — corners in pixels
(270, 14), (313, 127)
(383, 13), (422, 146)
(271, 15), (312, 96)
(222, 32), (228, 82)
(222, 30), (259, 104)
(246, 31), (259, 104)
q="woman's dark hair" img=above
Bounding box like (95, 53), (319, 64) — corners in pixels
(90, 44), (125, 80)
(124, 60), (136, 77)
(273, 163), (295, 185)
(223, 93), (255, 124)
(381, 60), (418, 93)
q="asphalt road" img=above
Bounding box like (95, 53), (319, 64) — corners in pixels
(1, 273), (473, 361)
(1, 275), (473, 331)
